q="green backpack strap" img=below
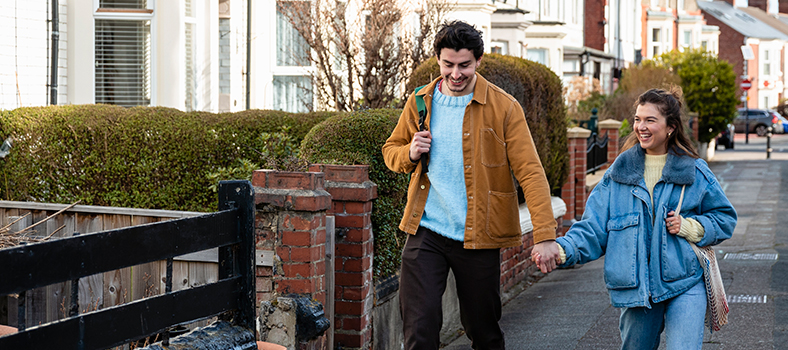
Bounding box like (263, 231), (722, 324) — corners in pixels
(413, 84), (428, 173)
(414, 84), (428, 131)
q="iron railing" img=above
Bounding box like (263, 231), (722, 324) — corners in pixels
(587, 131), (609, 174)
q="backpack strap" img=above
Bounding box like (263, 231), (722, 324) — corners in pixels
(414, 85), (429, 173)
(414, 85), (427, 131)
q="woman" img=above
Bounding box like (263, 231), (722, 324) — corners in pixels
(548, 87), (736, 349)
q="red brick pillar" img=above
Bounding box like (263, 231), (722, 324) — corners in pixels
(562, 127), (591, 222)
(252, 169), (331, 349)
(598, 119), (622, 169)
(310, 164), (377, 350)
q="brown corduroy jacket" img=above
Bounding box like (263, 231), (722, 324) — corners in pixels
(382, 74), (556, 249)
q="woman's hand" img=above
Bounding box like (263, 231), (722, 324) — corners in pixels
(531, 241), (561, 273)
(666, 210), (681, 235)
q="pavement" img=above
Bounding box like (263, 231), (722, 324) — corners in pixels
(444, 132), (788, 350)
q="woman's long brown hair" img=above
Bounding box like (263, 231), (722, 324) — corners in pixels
(621, 86), (700, 158)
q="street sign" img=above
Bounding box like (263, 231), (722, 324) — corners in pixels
(741, 79), (752, 90)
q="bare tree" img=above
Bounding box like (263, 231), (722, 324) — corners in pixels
(404, 0), (452, 78)
(278, 0), (452, 111)
(359, 0), (407, 109)
(277, 0), (360, 111)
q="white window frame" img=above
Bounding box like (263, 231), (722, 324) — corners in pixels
(762, 48), (775, 78)
(272, 76), (313, 113)
(272, 0), (313, 112)
(491, 41), (508, 55)
(276, 1), (311, 68)
(526, 48), (549, 66)
(93, 0), (156, 106)
(682, 30), (692, 50)
(649, 26), (665, 57)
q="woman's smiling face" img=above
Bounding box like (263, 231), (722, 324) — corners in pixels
(634, 102), (674, 155)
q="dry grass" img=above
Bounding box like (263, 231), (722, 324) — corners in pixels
(0, 201), (80, 249)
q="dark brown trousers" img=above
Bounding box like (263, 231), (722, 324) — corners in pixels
(399, 226), (505, 350)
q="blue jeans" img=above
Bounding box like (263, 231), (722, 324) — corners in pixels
(619, 281), (707, 350)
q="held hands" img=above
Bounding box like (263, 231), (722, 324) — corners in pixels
(409, 131), (432, 162)
(531, 241), (561, 274)
(666, 211), (681, 235)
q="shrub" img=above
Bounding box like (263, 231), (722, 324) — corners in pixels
(0, 105), (331, 212)
(407, 53), (568, 195)
(300, 109), (407, 279)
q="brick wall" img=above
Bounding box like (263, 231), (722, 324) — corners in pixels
(499, 228), (536, 292)
(599, 119), (622, 171)
(585, 0), (606, 51)
(252, 170), (331, 350)
(748, 0), (768, 12)
(561, 123), (621, 229)
(562, 127), (591, 222)
(310, 164), (377, 350)
(253, 165), (377, 350)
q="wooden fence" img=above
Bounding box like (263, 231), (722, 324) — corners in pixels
(0, 180), (256, 349)
(0, 200), (219, 333)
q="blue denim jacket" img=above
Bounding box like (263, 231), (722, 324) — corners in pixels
(557, 145), (737, 308)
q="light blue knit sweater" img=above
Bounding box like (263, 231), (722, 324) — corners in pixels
(419, 84), (473, 242)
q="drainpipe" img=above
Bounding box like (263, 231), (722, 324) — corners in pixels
(49, 0), (59, 105)
(615, 0), (621, 90)
(245, 0), (251, 110)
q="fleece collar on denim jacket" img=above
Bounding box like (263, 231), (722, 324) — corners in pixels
(608, 145), (696, 186)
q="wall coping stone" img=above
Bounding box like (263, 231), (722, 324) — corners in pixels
(598, 119), (622, 129)
(253, 170), (331, 211)
(567, 127), (592, 138)
(309, 164), (378, 202)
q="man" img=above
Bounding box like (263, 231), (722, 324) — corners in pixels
(382, 20), (561, 350)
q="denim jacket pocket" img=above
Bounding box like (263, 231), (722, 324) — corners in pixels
(661, 224), (700, 282)
(604, 213), (640, 290)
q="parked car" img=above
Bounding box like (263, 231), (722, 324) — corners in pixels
(734, 108), (781, 136)
(716, 123), (735, 149)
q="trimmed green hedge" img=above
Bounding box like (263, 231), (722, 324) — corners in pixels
(407, 54), (569, 194)
(0, 105), (331, 212)
(300, 109), (407, 279)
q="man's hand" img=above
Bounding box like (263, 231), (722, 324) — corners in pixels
(409, 130), (432, 162)
(531, 240), (561, 274)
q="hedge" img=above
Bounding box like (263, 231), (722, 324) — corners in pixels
(406, 54), (569, 194)
(0, 104), (331, 212)
(300, 109), (407, 279)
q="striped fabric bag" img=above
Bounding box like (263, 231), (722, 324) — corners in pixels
(676, 185), (729, 332)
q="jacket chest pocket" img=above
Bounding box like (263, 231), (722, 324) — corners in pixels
(480, 129), (506, 167)
(604, 213), (639, 290)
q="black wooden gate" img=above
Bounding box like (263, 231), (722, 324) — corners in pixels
(587, 131), (609, 174)
(0, 180), (256, 350)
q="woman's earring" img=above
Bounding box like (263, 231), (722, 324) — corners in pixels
(668, 132), (672, 137)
